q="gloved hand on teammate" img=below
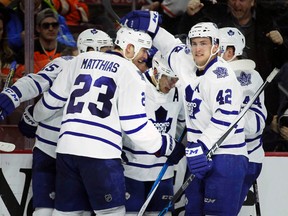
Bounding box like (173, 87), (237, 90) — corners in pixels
(120, 10), (162, 38)
(0, 86), (21, 120)
(166, 141), (186, 165)
(186, 140), (213, 179)
(18, 105), (38, 138)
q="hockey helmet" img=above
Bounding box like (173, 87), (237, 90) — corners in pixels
(152, 51), (177, 80)
(219, 27), (245, 60)
(77, 28), (113, 53)
(115, 26), (152, 59)
(188, 22), (219, 46)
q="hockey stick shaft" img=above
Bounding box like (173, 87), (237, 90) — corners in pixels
(158, 67), (279, 216)
(137, 127), (187, 216)
(0, 141), (16, 152)
(102, 0), (120, 22)
(4, 61), (17, 89)
(253, 180), (261, 216)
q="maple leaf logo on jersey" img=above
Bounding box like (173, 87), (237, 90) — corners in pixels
(237, 71), (252, 86)
(213, 67), (228, 78)
(150, 106), (172, 133)
(185, 86), (201, 119)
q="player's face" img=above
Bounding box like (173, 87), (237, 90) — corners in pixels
(191, 37), (213, 67)
(228, 0), (254, 22)
(158, 74), (179, 94)
(219, 47), (234, 61)
(132, 48), (149, 73)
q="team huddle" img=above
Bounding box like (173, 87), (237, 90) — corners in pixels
(0, 9), (267, 216)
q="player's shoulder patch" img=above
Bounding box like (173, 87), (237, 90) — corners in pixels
(237, 71), (252, 86)
(212, 67), (229, 79)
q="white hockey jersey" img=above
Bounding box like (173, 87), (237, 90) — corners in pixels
(230, 59), (267, 163)
(32, 51), (171, 159)
(123, 69), (186, 181)
(12, 56), (75, 158)
(153, 28), (247, 157)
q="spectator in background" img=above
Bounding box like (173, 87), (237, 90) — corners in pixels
(178, 0), (288, 126)
(141, 0), (190, 35)
(15, 8), (73, 78)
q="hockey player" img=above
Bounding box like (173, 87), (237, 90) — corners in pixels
(120, 11), (248, 215)
(0, 28), (114, 216)
(24, 26), (183, 216)
(219, 27), (267, 212)
(123, 50), (186, 216)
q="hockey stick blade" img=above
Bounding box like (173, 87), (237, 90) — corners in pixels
(137, 127), (187, 216)
(158, 67), (280, 216)
(102, 0), (120, 22)
(0, 141), (16, 152)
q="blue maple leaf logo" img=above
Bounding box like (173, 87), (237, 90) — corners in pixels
(237, 71), (252, 86)
(185, 86), (201, 119)
(213, 67), (228, 78)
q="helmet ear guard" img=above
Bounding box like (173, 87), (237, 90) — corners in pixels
(219, 27), (246, 61)
(77, 28), (113, 53)
(115, 27), (152, 60)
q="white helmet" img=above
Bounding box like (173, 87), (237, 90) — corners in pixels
(152, 51), (177, 79)
(219, 27), (245, 61)
(188, 22), (219, 46)
(188, 22), (219, 69)
(115, 26), (152, 60)
(152, 51), (177, 91)
(77, 28), (113, 53)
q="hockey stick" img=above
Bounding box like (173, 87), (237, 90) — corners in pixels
(158, 67), (280, 216)
(102, 0), (121, 23)
(0, 141), (16, 152)
(137, 127), (187, 216)
(4, 61), (17, 89)
(253, 180), (261, 216)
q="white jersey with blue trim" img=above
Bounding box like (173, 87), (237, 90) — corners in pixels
(123, 69), (186, 181)
(33, 51), (167, 159)
(11, 56), (75, 158)
(153, 27), (247, 157)
(230, 59), (267, 163)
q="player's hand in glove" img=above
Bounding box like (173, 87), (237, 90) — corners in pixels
(120, 10), (162, 38)
(155, 134), (176, 157)
(166, 141), (186, 165)
(0, 86), (21, 120)
(18, 105), (38, 138)
(185, 140), (213, 179)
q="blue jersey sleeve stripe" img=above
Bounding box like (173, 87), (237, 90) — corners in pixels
(123, 146), (153, 155)
(119, 113), (147, 120)
(211, 117), (231, 127)
(235, 128), (244, 133)
(36, 73), (54, 87)
(59, 131), (122, 151)
(220, 142), (246, 149)
(250, 107), (266, 122)
(35, 134), (57, 146)
(216, 108), (239, 115)
(48, 89), (67, 102)
(62, 118), (122, 136)
(248, 140), (262, 154)
(39, 122), (61, 132)
(246, 134), (262, 142)
(187, 127), (202, 134)
(124, 121), (148, 135)
(42, 97), (63, 110)
(126, 162), (166, 168)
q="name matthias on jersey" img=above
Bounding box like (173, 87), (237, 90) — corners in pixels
(81, 58), (120, 72)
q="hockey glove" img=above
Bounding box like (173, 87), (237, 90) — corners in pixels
(0, 86), (21, 120)
(166, 141), (186, 165)
(186, 140), (213, 179)
(120, 10), (162, 38)
(18, 105), (38, 138)
(155, 134), (176, 157)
